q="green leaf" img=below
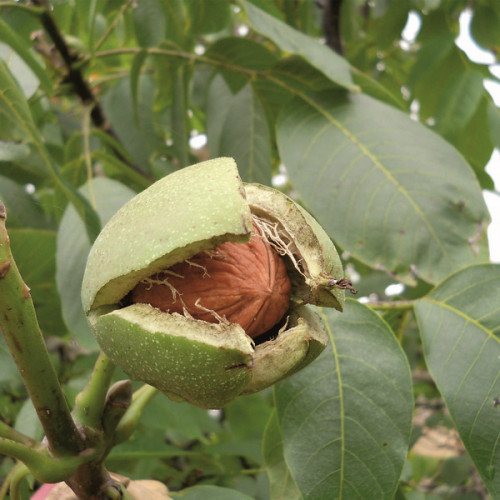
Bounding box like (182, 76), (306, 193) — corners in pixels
(206, 74), (232, 155)
(470, 5), (500, 51)
(56, 178), (135, 349)
(0, 59), (39, 142)
(152, 49), (181, 111)
(366, 1), (410, 50)
(352, 69), (405, 109)
(278, 91), (490, 285)
(208, 83), (271, 184)
(93, 151), (150, 191)
(0, 176), (51, 229)
(242, 0), (356, 91)
(226, 392), (272, 439)
(9, 229), (67, 337)
(434, 69), (484, 140)
(170, 485), (255, 499)
(0, 60), (101, 242)
(0, 18), (52, 96)
(185, 0), (230, 35)
(205, 37), (279, 93)
(488, 101), (500, 149)
(409, 33), (457, 120)
(455, 97), (495, 189)
(140, 396), (220, 443)
(164, 0), (186, 45)
(266, 55), (340, 94)
(414, 264), (500, 497)
(262, 410), (301, 500)
(132, 0), (166, 47)
(0, 140), (30, 162)
(102, 76), (163, 171)
(130, 49), (149, 123)
(14, 398), (43, 441)
(172, 67), (189, 168)
(274, 301), (413, 499)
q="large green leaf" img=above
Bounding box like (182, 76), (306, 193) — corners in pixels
(242, 0), (355, 92)
(434, 69), (484, 141)
(262, 409), (301, 500)
(470, 4), (500, 51)
(207, 82), (271, 184)
(0, 59), (39, 142)
(102, 76), (164, 171)
(409, 33), (458, 121)
(278, 91), (490, 285)
(0, 140), (30, 162)
(415, 264), (500, 497)
(0, 18), (52, 95)
(56, 178), (135, 349)
(0, 176), (51, 229)
(206, 74), (233, 157)
(185, 0), (230, 35)
(455, 97), (495, 189)
(205, 37), (279, 93)
(274, 301), (413, 499)
(132, 0), (166, 48)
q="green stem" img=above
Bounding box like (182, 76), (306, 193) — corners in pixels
(113, 385), (158, 446)
(73, 352), (117, 429)
(2, 463), (29, 500)
(94, 0), (134, 51)
(0, 420), (38, 447)
(396, 309), (411, 343)
(82, 105), (97, 209)
(0, 203), (84, 456)
(0, 462), (22, 500)
(0, 438), (92, 483)
(101, 380), (133, 437)
(365, 299), (415, 311)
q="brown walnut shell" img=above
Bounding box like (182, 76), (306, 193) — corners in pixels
(130, 222), (291, 339)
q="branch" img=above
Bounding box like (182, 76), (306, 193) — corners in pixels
(321, 0), (344, 55)
(31, 0), (150, 181)
(0, 203), (84, 456)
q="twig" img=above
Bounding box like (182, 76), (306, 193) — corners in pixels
(365, 299), (415, 311)
(72, 352), (117, 429)
(31, 0), (150, 181)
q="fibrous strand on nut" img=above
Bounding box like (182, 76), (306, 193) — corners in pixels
(130, 217), (292, 339)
